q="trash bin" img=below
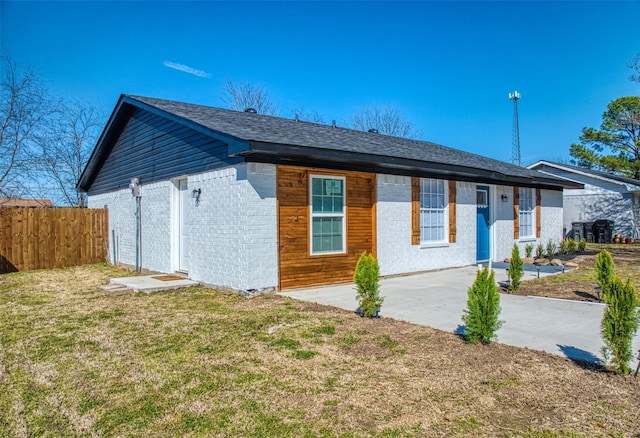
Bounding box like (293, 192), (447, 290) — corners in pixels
(572, 222), (584, 241)
(593, 219), (614, 243)
(584, 221), (595, 243)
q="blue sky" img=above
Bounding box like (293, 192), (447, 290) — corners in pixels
(2, 1), (638, 165)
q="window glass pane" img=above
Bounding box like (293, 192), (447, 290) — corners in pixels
(312, 196), (322, 213)
(332, 235), (343, 251)
(311, 215), (343, 254)
(518, 188), (535, 237)
(419, 177), (448, 243)
(322, 197), (332, 213)
(312, 178), (322, 194)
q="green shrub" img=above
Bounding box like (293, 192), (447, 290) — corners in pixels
(462, 267), (503, 344)
(509, 244), (523, 293)
(567, 238), (578, 254)
(353, 251), (383, 318)
(559, 239), (569, 255)
(524, 243), (534, 258)
(545, 239), (557, 258)
(578, 238), (587, 252)
(601, 277), (639, 375)
(596, 249), (615, 299)
(535, 243), (545, 259)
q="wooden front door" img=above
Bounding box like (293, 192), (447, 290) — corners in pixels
(277, 165), (376, 290)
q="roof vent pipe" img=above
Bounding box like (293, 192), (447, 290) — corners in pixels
(244, 108), (257, 113)
(331, 120), (336, 128)
(368, 128), (379, 134)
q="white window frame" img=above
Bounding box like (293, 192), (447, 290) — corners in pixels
(420, 178), (448, 244)
(309, 175), (346, 255)
(519, 187), (535, 239)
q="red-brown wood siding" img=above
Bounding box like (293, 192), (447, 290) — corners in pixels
(277, 165), (376, 290)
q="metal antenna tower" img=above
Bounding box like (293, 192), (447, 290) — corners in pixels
(508, 91), (521, 166)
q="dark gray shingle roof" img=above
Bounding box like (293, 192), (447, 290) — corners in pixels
(78, 94), (582, 192)
(128, 94), (548, 181)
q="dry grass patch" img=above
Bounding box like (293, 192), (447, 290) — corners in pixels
(1, 263), (639, 437)
(512, 243), (640, 302)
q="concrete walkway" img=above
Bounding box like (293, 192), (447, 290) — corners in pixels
(281, 265), (640, 365)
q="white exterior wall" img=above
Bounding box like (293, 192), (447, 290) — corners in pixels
(563, 188), (635, 238)
(88, 184), (172, 273)
(496, 188), (564, 260)
(376, 177), (565, 276)
(530, 164), (639, 239)
(186, 163), (278, 291)
(376, 175), (476, 276)
(88, 163), (278, 291)
(493, 185), (516, 262)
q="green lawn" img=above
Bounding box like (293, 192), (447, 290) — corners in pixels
(1, 263), (639, 437)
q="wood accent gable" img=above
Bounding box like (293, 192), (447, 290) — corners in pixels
(277, 165), (376, 290)
(513, 186), (520, 239)
(448, 180), (457, 243)
(411, 177), (420, 245)
(535, 188), (541, 238)
(88, 108), (241, 195)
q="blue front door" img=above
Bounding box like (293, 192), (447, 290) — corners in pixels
(476, 186), (490, 261)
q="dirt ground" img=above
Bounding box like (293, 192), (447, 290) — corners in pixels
(507, 243), (640, 302)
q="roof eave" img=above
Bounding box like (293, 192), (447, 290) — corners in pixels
(528, 160), (634, 190)
(238, 141), (577, 190)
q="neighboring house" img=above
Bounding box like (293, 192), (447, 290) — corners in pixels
(528, 160), (640, 239)
(77, 95), (579, 292)
(0, 198), (53, 207)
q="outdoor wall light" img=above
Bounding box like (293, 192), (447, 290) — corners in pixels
(501, 194), (509, 202)
(191, 188), (201, 206)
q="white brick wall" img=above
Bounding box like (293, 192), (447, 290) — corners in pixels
(376, 176), (476, 276)
(493, 185), (515, 261)
(90, 168), (566, 289)
(88, 163), (278, 291)
(376, 178), (566, 275)
(495, 188), (564, 260)
(186, 163), (278, 290)
(564, 192), (635, 237)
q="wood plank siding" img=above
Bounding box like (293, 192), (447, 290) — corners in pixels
(88, 108), (241, 195)
(277, 165), (376, 290)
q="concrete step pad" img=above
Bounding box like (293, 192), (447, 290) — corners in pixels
(98, 284), (134, 296)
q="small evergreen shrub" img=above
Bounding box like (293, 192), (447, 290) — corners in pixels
(601, 277), (639, 375)
(462, 267), (503, 344)
(535, 243), (545, 259)
(567, 238), (578, 254)
(559, 239), (569, 255)
(545, 239), (557, 258)
(596, 249), (615, 299)
(353, 251), (383, 318)
(578, 238), (587, 252)
(524, 243), (534, 258)
(509, 244), (524, 293)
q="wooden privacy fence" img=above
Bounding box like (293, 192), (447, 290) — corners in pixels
(0, 207), (108, 273)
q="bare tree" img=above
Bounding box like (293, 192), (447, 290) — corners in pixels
(0, 56), (53, 198)
(290, 106), (325, 124)
(350, 103), (418, 138)
(629, 52), (640, 83)
(221, 80), (279, 115)
(33, 101), (103, 206)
